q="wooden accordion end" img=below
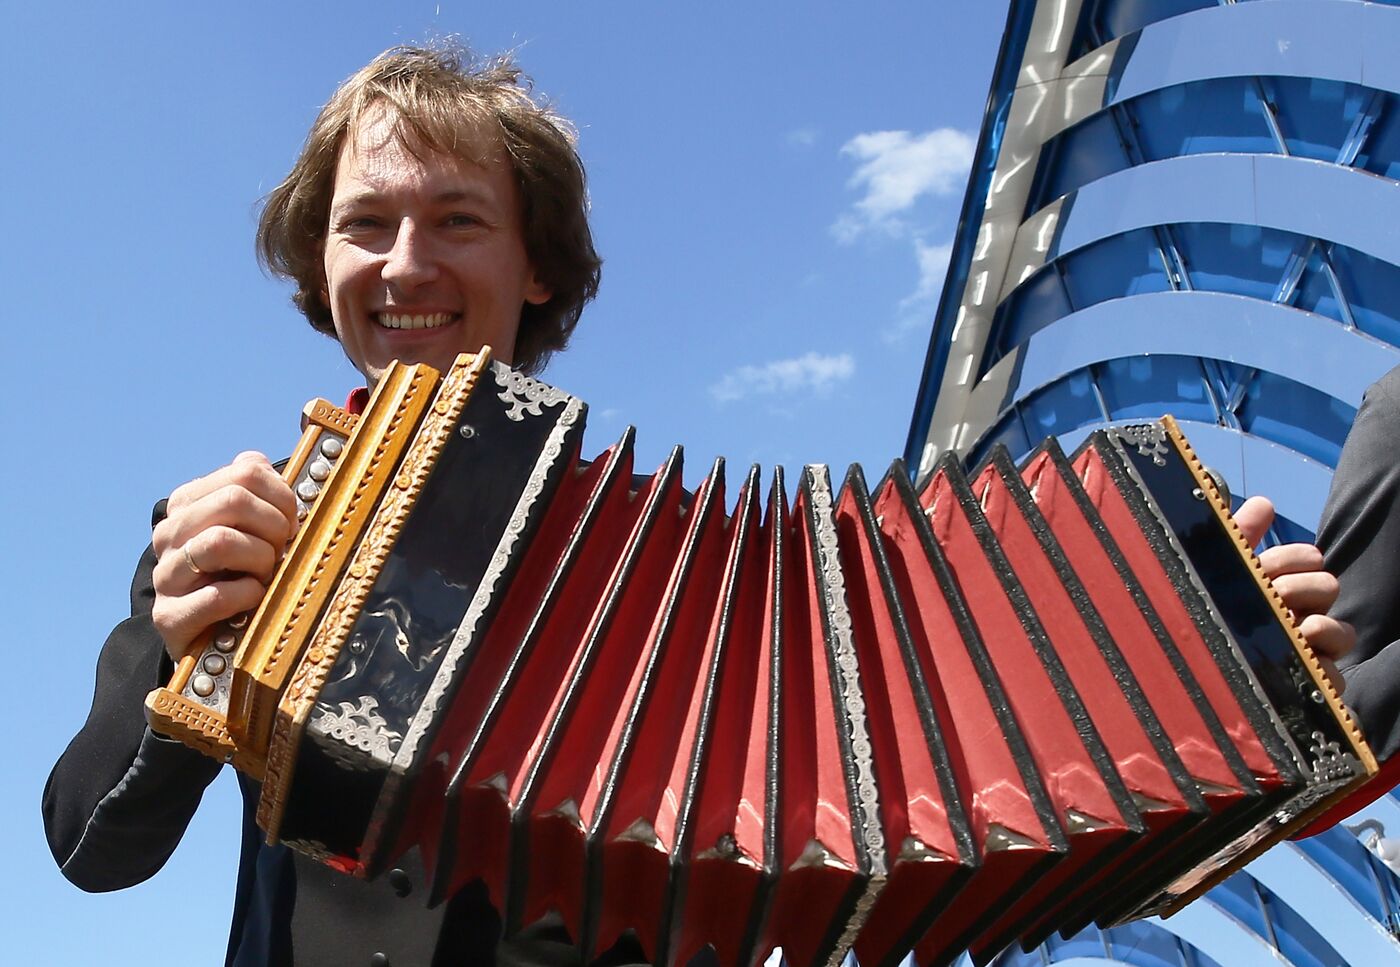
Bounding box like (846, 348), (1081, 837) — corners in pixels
(147, 350), (1375, 967)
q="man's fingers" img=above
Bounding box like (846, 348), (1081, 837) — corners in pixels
(1258, 542), (1325, 577)
(154, 481), (295, 560)
(151, 575), (266, 663)
(1268, 567), (1341, 617)
(150, 455), (298, 664)
(1297, 612), (1356, 663)
(153, 528), (282, 598)
(1233, 495), (1275, 549)
(164, 454), (296, 534)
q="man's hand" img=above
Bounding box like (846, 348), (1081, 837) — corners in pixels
(1234, 495), (1354, 694)
(151, 452), (298, 663)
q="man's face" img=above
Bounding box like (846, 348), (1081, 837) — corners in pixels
(322, 111), (551, 384)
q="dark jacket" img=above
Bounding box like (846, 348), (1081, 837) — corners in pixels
(1320, 364), (1400, 763)
(42, 502), (655, 967)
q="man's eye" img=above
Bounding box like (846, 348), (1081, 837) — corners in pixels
(336, 215), (382, 232)
(445, 213), (482, 228)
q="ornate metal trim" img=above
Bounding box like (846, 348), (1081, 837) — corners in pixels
(494, 361), (571, 422)
(1116, 422), (1170, 467)
(806, 465), (888, 964)
(310, 696), (402, 770)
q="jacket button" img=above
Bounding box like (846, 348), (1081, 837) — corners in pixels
(387, 868), (412, 898)
(369, 954), (389, 967)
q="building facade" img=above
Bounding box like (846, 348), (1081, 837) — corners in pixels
(905, 0), (1400, 963)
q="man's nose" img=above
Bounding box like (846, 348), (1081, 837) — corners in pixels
(382, 219), (439, 290)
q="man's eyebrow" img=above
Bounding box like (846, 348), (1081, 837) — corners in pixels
(331, 187), (497, 207)
(433, 188), (495, 204)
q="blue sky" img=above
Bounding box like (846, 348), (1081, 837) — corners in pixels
(4, 3), (1009, 962)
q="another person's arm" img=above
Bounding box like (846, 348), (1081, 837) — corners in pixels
(1316, 373), (1400, 760)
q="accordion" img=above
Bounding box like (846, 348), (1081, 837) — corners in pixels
(147, 351), (1374, 967)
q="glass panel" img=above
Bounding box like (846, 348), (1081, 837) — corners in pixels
(990, 265), (1075, 367)
(1105, 921), (1197, 967)
(1266, 77), (1371, 164)
(1076, 0), (1218, 54)
(1204, 359), (1251, 413)
(1269, 512), (1316, 547)
(1022, 368), (1103, 442)
(1236, 370), (1356, 467)
(969, 407), (1034, 469)
(1259, 882), (1347, 967)
(1294, 830), (1389, 924)
(1174, 223), (1295, 301)
(1029, 78), (1275, 209)
(988, 944), (1042, 967)
(1354, 92), (1400, 182)
(1208, 873), (1271, 941)
(987, 229), (1171, 374)
(1025, 111), (1132, 215)
(1132, 77), (1276, 161)
(1060, 228), (1174, 308)
(1095, 355), (1215, 422)
(1328, 243), (1400, 349)
(1290, 247), (1345, 324)
(1045, 925), (1108, 960)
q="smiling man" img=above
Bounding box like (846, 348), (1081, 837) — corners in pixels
(43, 46), (613, 967)
(318, 107), (552, 384)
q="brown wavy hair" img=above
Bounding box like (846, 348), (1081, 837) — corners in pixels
(257, 44), (600, 374)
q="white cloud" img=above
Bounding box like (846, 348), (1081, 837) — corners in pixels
(786, 126), (819, 147)
(710, 352), (856, 403)
(832, 128), (975, 242)
(903, 239), (954, 311)
(888, 239), (955, 341)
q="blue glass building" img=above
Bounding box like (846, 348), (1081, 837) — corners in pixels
(904, 0), (1400, 963)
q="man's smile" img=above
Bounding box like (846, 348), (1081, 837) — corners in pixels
(374, 311), (458, 331)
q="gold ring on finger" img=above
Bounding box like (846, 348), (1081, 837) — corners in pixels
(182, 542), (205, 576)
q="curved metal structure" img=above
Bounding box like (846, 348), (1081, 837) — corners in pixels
(905, 1), (1400, 963)
(906, 0), (1400, 540)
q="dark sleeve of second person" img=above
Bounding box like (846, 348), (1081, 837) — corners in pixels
(1318, 366), (1400, 762)
(41, 500), (222, 891)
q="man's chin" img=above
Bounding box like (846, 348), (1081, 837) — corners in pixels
(358, 352), (465, 388)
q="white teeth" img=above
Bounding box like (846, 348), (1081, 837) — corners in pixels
(377, 312), (453, 330)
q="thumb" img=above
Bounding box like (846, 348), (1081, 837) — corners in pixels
(1234, 495), (1275, 550)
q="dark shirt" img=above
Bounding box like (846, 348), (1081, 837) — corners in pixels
(41, 502), (662, 966)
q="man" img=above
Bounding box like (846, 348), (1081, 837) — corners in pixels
(42, 45), (632, 967)
(43, 41), (1355, 967)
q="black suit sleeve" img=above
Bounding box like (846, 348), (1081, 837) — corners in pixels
(42, 502), (222, 891)
(1318, 366), (1400, 761)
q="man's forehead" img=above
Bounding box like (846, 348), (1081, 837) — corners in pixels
(342, 103), (502, 171)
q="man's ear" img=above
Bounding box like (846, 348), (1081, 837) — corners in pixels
(524, 269), (552, 306)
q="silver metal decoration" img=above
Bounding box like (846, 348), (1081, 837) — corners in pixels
(311, 695), (403, 769)
(806, 464), (889, 967)
(1117, 423), (1171, 467)
(493, 361), (571, 422)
